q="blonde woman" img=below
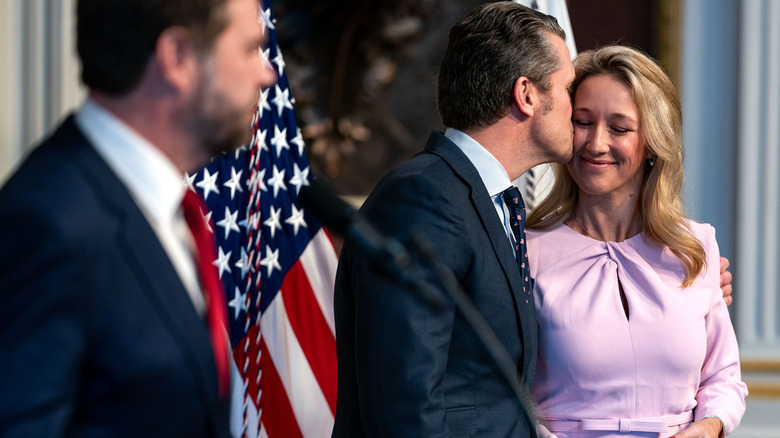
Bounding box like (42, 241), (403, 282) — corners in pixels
(527, 46), (747, 438)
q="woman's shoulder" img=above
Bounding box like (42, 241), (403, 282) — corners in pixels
(685, 219), (717, 248)
(526, 221), (597, 274)
(527, 220), (567, 241)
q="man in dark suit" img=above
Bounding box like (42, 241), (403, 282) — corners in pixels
(332, 2), (575, 437)
(0, 0), (275, 436)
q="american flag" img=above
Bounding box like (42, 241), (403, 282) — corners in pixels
(187, 1), (338, 436)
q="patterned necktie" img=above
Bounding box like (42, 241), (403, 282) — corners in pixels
(181, 190), (230, 399)
(502, 186), (532, 301)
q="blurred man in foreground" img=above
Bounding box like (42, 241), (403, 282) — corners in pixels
(0, 0), (275, 436)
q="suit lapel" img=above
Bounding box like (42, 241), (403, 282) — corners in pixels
(116, 213), (221, 410)
(424, 132), (537, 382)
(59, 117), (221, 412)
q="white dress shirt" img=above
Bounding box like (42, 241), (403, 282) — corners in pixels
(75, 99), (206, 316)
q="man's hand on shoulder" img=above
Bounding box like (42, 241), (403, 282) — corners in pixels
(720, 256), (732, 306)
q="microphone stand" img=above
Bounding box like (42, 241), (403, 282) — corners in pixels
(299, 181), (542, 427)
(343, 219), (543, 427)
(403, 229), (542, 427)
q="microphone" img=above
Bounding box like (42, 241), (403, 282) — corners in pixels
(298, 178), (543, 426)
(298, 179), (412, 278)
(297, 178), (354, 235)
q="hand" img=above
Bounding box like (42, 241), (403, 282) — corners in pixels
(719, 256), (733, 306)
(535, 423), (558, 438)
(672, 416), (723, 438)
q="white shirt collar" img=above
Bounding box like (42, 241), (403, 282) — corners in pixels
(444, 128), (513, 197)
(75, 99), (186, 223)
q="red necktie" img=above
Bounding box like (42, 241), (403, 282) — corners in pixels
(181, 190), (230, 399)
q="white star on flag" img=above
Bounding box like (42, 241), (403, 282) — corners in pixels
(261, 47), (273, 70)
(271, 85), (293, 117)
(255, 129), (269, 153)
(228, 287), (247, 320)
(196, 168), (219, 201)
(270, 125), (290, 157)
(258, 88), (271, 115)
(289, 163), (309, 195)
(285, 204), (308, 236)
(216, 206), (240, 240)
(235, 246), (250, 280)
(263, 205), (283, 239)
(212, 246), (232, 279)
(273, 46), (286, 76)
(185, 172), (197, 192)
(260, 6), (275, 32)
(291, 128), (305, 156)
(267, 165), (287, 198)
(259, 245), (281, 277)
(203, 211), (213, 234)
(223, 167), (244, 200)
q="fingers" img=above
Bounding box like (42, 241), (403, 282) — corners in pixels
(719, 256), (733, 307)
(535, 423), (558, 438)
(672, 417), (721, 438)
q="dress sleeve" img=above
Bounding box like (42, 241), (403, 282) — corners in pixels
(693, 224), (748, 435)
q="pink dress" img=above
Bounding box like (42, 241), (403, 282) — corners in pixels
(527, 221), (747, 437)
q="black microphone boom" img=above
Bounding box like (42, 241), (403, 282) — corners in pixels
(298, 179), (412, 279)
(297, 178), (355, 235)
(298, 178), (542, 427)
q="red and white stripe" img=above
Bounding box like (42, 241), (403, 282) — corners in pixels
(230, 228), (338, 438)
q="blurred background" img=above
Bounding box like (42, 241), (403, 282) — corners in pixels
(1, 0), (777, 435)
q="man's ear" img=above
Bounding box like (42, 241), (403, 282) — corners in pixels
(513, 76), (538, 118)
(154, 27), (198, 94)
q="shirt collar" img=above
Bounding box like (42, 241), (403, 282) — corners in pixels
(444, 128), (512, 197)
(75, 99), (186, 223)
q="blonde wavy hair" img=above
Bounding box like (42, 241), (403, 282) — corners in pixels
(526, 45), (705, 287)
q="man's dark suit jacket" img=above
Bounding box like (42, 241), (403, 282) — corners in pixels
(332, 132), (538, 437)
(0, 116), (230, 437)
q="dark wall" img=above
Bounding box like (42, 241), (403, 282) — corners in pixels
(277, 0), (660, 195)
(568, 0), (656, 56)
